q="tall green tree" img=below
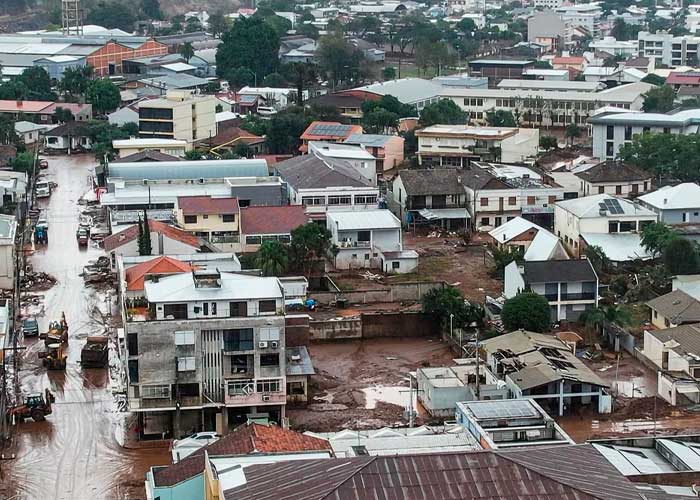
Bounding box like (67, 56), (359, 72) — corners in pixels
(86, 2), (136, 32)
(16, 67), (56, 101)
(0, 116), (18, 145)
(141, 0), (162, 19)
(664, 238), (700, 275)
(208, 13), (230, 37)
(486, 110), (516, 127)
(318, 33), (367, 88)
(282, 62), (318, 105)
(641, 222), (679, 257)
(619, 133), (700, 182)
(289, 223), (337, 277)
(362, 108), (399, 134)
(58, 65), (94, 99)
(86, 78), (121, 114)
(642, 85), (676, 113)
(565, 123), (582, 146)
(501, 292), (551, 332)
(180, 42), (195, 62)
(139, 210), (152, 256)
(216, 17), (280, 83)
(265, 108), (310, 153)
(255, 240), (289, 276)
(422, 286), (483, 331)
(419, 99), (468, 126)
(579, 305), (631, 329)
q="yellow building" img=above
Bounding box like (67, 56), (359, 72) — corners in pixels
(139, 90), (217, 144)
(175, 195), (240, 250)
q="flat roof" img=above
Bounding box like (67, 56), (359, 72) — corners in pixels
(440, 82), (654, 103)
(327, 210), (400, 231)
(416, 125), (519, 138)
(497, 79), (602, 92)
(145, 272), (283, 303)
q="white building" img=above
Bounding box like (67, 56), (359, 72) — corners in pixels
(112, 138), (189, 158)
(353, 78), (444, 111)
(553, 193), (657, 259)
(637, 31), (700, 66)
(637, 183), (700, 225)
(308, 141), (377, 186)
(138, 90), (216, 144)
(589, 37), (639, 57)
(14, 121), (47, 145)
(488, 216), (568, 261)
(0, 215), (16, 290)
(589, 109), (700, 160)
(326, 210), (418, 273)
(237, 86), (306, 111)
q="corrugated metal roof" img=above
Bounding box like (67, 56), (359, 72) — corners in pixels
(107, 159), (268, 180)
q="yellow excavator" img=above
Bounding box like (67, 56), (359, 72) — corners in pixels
(39, 342), (67, 370)
(6, 389), (55, 422)
(41, 312), (68, 347)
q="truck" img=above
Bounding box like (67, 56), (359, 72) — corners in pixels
(6, 389), (55, 423)
(36, 180), (51, 198)
(81, 336), (109, 368)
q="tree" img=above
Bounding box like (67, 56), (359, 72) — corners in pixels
(289, 223), (337, 277)
(486, 109), (516, 127)
(179, 42), (195, 62)
(318, 33), (366, 88)
(54, 107), (74, 123)
(141, 0), (162, 20)
(362, 108), (399, 134)
(456, 17), (476, 33)
(579, 305), (631, 329)
(642, 73), (666, 86)
(265, 108), (310, 153)
(216, 17), (280, 83)
(641, 222), (679, 257)
(642, 85), (676, 113)
(228, 67), (256, 88)
(585, 244), (611, 276)
(0, 115), (18, 145)
(255, 240), (289, 276)
(186, 17), (203, 33)
(619, 133), (700, 182)
(282, 62), (318, 105)
(565, 123), (582, 146)
(122, 122), (139, 136)
(86, 2), (136, 32)
(139, 210), (152, 256)
(58, 65), (93, 99)
(540, 135), (558, 150)
(422, 286), (483, 330)
(501, 292), (551, 332)
(533, 60), (553, 69)
(382, 67), (396, 81)
(362, 95), (415, 118)
(17, 67), (56, 101)
(664, 237), (700, 275)
(261, 14), (293, 38)
(296, 23), (319, 39)
(86, 78), (120, 114)
(263, 72), (286, 87)
(208, 13), (230, 37)
(11, 152), (34, 173)
(184, 150), (204, 160)
(419, 99), (468, 126)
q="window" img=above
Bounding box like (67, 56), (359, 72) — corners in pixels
(606, 142), (614, 158)
(357, 230), (370, 242)
(140, 121), (174, 134)
(174, 330), (195, 345)
(663, 127), (671, 134)
(228, 379), (254, 396)
(480, 217), (489, 226)
(140, 107), (173, 120)
(163, 303), (187, 319)
(328, 196), (351, 205)
(364, 253), (370, 260)
(223, 329), (254, 351)
(259, 327), (280, 341)
(526, 196), (535, 205)
(598, 186), (605, 194)
(480, 197), (488, 206)
(615, 185), (622, 195)
(246, 235), (262, 245)
(260, 354), (279, 366)
(127, 333), (138, 355)
(231, 355), (250, 374)
(287, 381), (305, 395)
(609, 221), (619, 233)
(624, 126), (632, 141)
(230, 301), (248, 317)
(177, 357), (196, 372)
(606, 125), (614, 140)
(301, 196), (325, 206)
(619, 221), (635, 232)
(508, 196), (516, 205)
(548, 196), (556, 204)
(184, 215), (197, 224)
(128, 360), (139, 382)
(203, 214), (208, 219)
(256, 379), (282, 393)
(354, 194), (377, 204)
(392, 261), (400, 270)
(259, 300), (277, 313)
(142, 384), (171, 399)
(222, 214), (235, 223)
(203, 302), (209, 315)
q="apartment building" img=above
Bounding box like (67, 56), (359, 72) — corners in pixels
(138, 90), (216, 143)
(440, 82), (652, 127)
(175, 196), (240, 251)
(637, 31), (700, 66)
(555, 3), (602, 37)
(415, 125), (539, 166)
(121, 269), (287, 439)
(589, 109), (700, 160)
(326, 210), (418, 273)
(343, 133), (405, 172)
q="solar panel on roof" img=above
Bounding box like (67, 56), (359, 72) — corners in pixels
(465, 400), (539, 420)
(603, 198), (624, 215)
(310, 123), (352, 136)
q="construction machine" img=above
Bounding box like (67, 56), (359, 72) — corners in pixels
(5, 389), (55, 422)
(41, 312), (68, 346)
(39, 342), (67, 370)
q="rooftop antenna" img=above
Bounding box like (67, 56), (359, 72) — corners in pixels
(62, 0), (84, 36)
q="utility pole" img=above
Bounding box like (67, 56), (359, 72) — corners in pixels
(475, 327), (480, 399)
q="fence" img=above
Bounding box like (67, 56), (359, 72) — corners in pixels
(309, 311), (439, 341)
(309, 280), (445, 305)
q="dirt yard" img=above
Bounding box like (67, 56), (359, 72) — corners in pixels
(288, 337), (455, 432)
(392, 235), (503, 302)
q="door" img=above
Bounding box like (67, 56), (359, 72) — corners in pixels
(494, 216), (502, 227)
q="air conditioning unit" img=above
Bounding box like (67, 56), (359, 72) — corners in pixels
(262, 395), (271, 402)
(270, 341), (278, 348)
(258, 341), (268, 349)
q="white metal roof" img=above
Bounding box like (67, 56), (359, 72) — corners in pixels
(637, 183), (700, 210)
(556, 193), (656, 218)
(440, 82), (653, 103)
(525, 230), (564, 261)
(497, 79), (602, 92)
(310, 141), (375, 160)
(328, 210), (400, 231)
(488, 216), (539, 243)
(113, 138), (188, 148)
(354, 77), (443, 104)
(145, 272), (283, 303)
(580, 232), (653, 262)
(162, 62), (196, 72)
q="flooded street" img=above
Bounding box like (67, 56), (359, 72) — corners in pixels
(1, 155), (169, 500)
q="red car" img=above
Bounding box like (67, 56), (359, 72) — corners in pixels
(38, 159), (49, 170)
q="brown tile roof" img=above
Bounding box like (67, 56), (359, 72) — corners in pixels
(224, 445), (658, 500)
(124, 256), (193, 291)
(205, 126), (265, 148)
(177, 195), (239, 215)
(103, 219), (200, 252)
(575, 161), (651, 184)
(152, 423), (332, 487)
(240, 205), (310, 236)
(113, 151), (181, 163)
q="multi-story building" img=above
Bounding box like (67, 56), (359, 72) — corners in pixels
(343, 133), (405, 172)
(415, 125), (540, 166)
(637, 31), (700, 66)
(326, 210), (418, 273)
(555, 3), (602, 37)
(175, 196), (240, 250)
(638, 183), (700, 224)
(589, 37), (639, 58)
(527, 11), (570, 53)
(440, 82), (653, 127)
(574, 161), (652, 198)
(138, 90), (216, 144)
(467, 59), (535, 85)
(589, 109), (700, 160)
(121, 268), (288, 439)
(308, 141), (377, 186)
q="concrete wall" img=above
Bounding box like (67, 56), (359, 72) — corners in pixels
(309, 281), (444, 305)
(285, 314), (310, 346)
(309, 311), (439, 341)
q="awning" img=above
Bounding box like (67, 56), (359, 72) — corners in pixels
(418, 208), (470, 220)
(676, 384), (700, 394)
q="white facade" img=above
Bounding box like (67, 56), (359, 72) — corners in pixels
(139, 90), (216, 144)
(589, 37), (638, 57)
(637, 31), (700, 66)
(308, 142), (377, 185)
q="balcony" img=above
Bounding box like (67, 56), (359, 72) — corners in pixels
(338, 240), (371, 248)
(129, 395), (203, 410)
(225, 379), (286, 406)
(544, 292), (596, 302)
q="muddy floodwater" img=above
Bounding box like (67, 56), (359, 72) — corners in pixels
(1, 155), (169, 500)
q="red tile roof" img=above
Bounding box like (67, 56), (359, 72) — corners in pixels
(667, 71), (700, 85)
(553, 56), (585, 65)
(152, 423), (332, 487)
(0, 100), (53, 113)
(207, 126), (264, 148)
(125, 256), (193, 291)
(255, 154), (293, 166)
(177, 195), (239, 215)
(103, 219), (200, 252)
(240, 205), (310, 236)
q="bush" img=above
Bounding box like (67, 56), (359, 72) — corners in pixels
(501, 292), (551, 332)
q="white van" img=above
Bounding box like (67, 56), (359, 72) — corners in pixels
(36, 181), (51, 198)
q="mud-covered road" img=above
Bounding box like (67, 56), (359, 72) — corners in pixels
(1, 155), (169, 500)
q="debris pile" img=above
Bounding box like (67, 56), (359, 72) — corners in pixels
(21, 271), (57, 291)
(82, 256), (116, 288)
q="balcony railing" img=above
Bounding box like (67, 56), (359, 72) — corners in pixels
(338, 240), (371, 248)
(544, 292), (596, 302)
(129, 395), (203, 410)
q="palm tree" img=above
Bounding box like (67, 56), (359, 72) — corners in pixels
(180, 42), (195, 63)
(579, 305), (631, 330)
(255, 240), (289, 277)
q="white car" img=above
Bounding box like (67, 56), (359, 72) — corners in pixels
(36, 181), (51, 198)
(171, 432), (221, 462)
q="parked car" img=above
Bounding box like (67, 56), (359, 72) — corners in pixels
(38, 159), (48, 170)
(36, 180), (51, 198)
(22, 318), (39, 337)
(171, 431), (221, 462)
(173, 431), (220, 446)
